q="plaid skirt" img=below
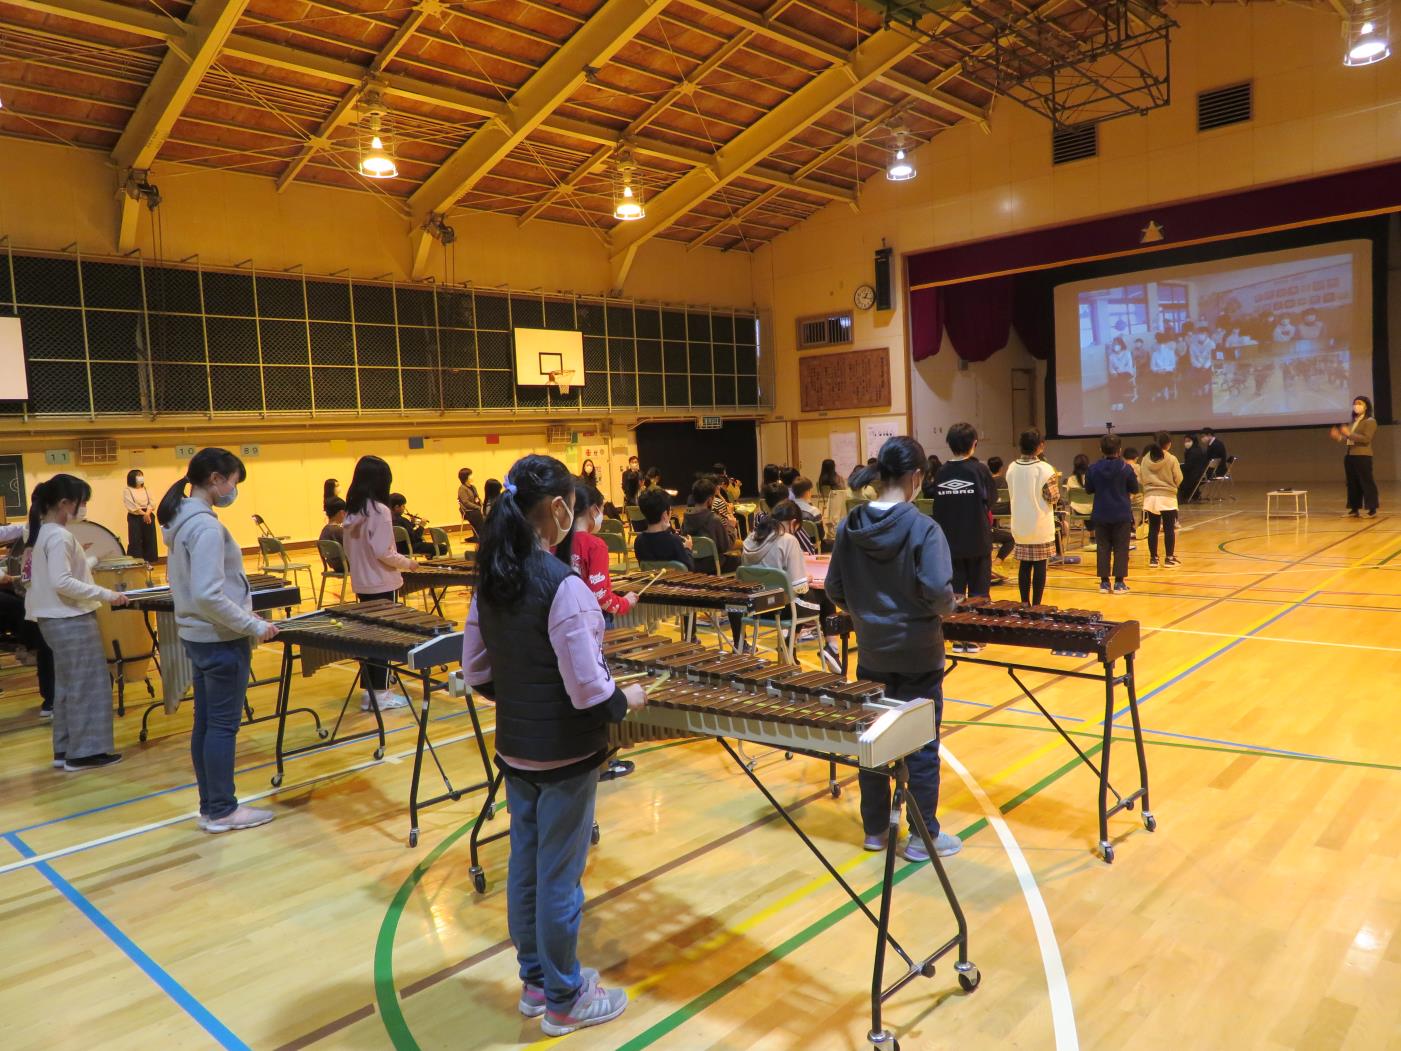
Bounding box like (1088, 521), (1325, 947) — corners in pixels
(1014, 540), (1057, 562)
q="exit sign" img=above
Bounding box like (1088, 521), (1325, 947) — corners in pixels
(697, 416), (723, 430)
(175, 445), (197, 460)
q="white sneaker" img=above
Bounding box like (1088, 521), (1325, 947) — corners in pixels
(375, 690), (410, 710)
(203, 805), (275, 834)
(360, 690), (375, 712)
(540, 972), (628, 1036)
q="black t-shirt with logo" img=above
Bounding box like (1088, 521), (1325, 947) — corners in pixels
(931, 458), (992, 558)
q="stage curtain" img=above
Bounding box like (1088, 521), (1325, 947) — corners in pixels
(1011, 273), (1053, 360)
(943, 276), (1013, 362)
(909, 285), (943, 361)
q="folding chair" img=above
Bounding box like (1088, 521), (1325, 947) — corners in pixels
(258, 536), (315, 595)
(316, 539), (349, 608)
(252, 514), (289, 569)
(427, 526), (452, 558)
(678, 538), (732, 649)
(1202, 456), (1236, 501)
(393, 525), (412, 555)
(1184, 458), (1220, 504)
(736, 564), (822, 665)
(801, 519), (820, 548)
(598, 517), (626, 538)
(624, 505), (647, 534)
(914, 497), (934, 516)
(602, 530), (632, 570)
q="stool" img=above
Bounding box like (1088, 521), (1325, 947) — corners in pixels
(1266, 490), (1308, 517)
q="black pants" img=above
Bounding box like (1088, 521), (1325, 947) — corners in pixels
(857, 665), (944, 838)
(1345, 455), (1379, 513)
(991, 527), (1014, 562)
(127, 513), (158, 562)
(462, 508), (486, 539)
(1146, 509), (1177, 559)
(1017, 560), (1047, 605)
(951, 554), (991, 599)
(356, 590), (396, 690)
(0, 589), (53, 704)
(1094, 520), (1132, 583)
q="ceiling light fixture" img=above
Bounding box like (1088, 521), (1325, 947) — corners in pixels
(1344, 0), (1391, 65)
(357, 90), (398, 179)
(612, 147), (645, 221)
(885, 122), (916, 182)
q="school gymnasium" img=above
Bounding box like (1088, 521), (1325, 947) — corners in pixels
(0, 0), (1398, 1048)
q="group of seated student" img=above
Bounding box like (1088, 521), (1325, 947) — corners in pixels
(633, 487), (694, 569)
(682, 476), (739, 573)
(740, 498), (842, 669)
(755, 481), (819, 555)
(0, 524), (54, 718)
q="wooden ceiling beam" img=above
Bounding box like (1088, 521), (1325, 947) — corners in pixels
(608, 22), (926, 287)
(4, 0), (174, 39)
(112, 0), (250, 251)
(407, 0), (670, 276)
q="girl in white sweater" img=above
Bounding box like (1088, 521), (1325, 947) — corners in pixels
(24, 474), (129, 770)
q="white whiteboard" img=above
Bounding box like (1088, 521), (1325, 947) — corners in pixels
(514, 328), (584, 385)
(0, 317), (29, 401)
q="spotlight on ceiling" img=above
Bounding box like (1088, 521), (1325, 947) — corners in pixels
(612, 147), (645, 221)
(1344, 0), (1392, 65)
(885, 122), (916, 182)
(357, 90), (398, 179)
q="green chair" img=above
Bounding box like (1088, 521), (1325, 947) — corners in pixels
(688, 534), (721, 573)
(393, 525), (411, 554)
(602, 530), (632, 569)
(315, 539), (349, 608)
(736, 564), (821, 665)
(914, 497), (933, 516)
(1064, 481), (1095, 550)
(801, 519), (819, 547)
(598, 517), (626, 538)
(639, 560), (689, 573)
(624, 505), (647, 534)
(428, 526), (452, 558)
(258, 536), (315, 595)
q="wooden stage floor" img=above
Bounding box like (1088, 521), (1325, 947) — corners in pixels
(2, 486), (1399, 1051)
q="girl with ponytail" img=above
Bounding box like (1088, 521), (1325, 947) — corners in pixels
(460, 454), (644, 1037)
(825, 435), (962, 863)
(24, 473), (129, 771)
(163, 447), (280, 834)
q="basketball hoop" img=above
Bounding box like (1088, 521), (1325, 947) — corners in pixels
(548, 369), (575, 396)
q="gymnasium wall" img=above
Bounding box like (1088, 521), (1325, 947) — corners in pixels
(752, 3), (1401, 481)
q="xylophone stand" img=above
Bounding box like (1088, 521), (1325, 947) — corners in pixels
(947, 651), (1154, 863)
(468, 767), (506, 894)
(716, 739), (978, 1050)
(270, 647), (387, 788)
(405, 670), (493, 847)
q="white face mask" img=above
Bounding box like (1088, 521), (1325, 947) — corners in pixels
(134, 475), (144, 487)
(592, 508), (603, 531)
(551, 498), (573, 544)
(73, 505), (87, 522)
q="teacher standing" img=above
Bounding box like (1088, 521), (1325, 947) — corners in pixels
(1332, 395), (1380, 517)
(123, 469), (158, 563)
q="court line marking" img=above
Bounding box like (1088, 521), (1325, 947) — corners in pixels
(1176, 509), (1244, 533)
(942, 745), (1078, 1051)
(2, 830), (252, 1051)
(0, 725), (490, 878)
(1134, 624), (1401, 653)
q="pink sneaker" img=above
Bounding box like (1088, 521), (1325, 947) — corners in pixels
(518, 967), (599, 1017)
(540, 971), (627, 1036)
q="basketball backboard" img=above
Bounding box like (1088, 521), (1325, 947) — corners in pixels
(514, 328), (585, 390)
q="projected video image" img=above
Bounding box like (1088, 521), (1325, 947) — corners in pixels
(1053, 239), (1372, 435)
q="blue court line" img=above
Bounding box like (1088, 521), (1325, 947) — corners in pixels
(3, 830), (252, 1051)
(9, 707), (476, 836)
(1126, 724), (1327, 759)
(945, 695), (1087, 723)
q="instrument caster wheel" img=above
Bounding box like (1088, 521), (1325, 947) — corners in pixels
(1125, 799), (1135, 810)
(408, 830), (419, 848)
(829, 783), (842, 798)
(317, 728), (330, 739)
(374, 747), (385, 760)
(1101, 843), (1114, 864)
(471, 867), (486, 894)
(784, 751), (793, 761)
(271, 774), (283, 787)
(1143, 812), (1157, 832)
(138, 731), (148, 743)
(955, 961), (981, 991)
(920, 960), (937, 978)
(590, 823), (601, 845)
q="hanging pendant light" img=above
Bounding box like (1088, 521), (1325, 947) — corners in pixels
(612, 147), (645, 221)
(1344, 0), (1391, 65)
(357, 90), (399, 179)
(886, 122), (916, 182)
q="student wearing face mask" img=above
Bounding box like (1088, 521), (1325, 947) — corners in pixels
(160, 448), (280, 831)
(24, 474), (130, 771)
(565, 482), (637, 627)
(122, 468), (158, 563)
(460, 454), (646, 1037)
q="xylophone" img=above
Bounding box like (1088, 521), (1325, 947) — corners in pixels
(826, 598), (1153, 864)
(269, 600), (488, 847)
(609, 569), (787, 645)
(117, 573), (305, 741)
(399, 558), (477, 615)
(466, 628), (978, 1050)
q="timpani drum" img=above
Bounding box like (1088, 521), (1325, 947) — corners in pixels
(77, 521), (156, 707)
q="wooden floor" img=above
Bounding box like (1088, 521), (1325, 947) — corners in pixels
(4, 486), (1401, 1051)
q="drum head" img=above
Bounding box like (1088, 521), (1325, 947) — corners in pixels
(69, 520), (125, 562)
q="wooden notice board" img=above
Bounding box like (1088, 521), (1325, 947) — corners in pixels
(798, 348), (891, 413)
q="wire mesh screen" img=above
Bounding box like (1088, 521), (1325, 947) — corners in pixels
(1, 246), (766, 420)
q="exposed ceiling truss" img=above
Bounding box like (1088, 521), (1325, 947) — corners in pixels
(0, 0), (1220, 277)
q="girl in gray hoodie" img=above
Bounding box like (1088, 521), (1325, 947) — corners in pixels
(159, 448), (279, 835)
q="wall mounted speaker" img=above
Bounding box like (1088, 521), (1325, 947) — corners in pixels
(874, 247), (893, 311)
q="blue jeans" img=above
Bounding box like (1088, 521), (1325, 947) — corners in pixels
(504, 763), (599, 1011)
(857, 665), (944, 838)
(185, 638), (252, 820)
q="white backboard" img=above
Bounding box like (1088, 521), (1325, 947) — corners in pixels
(514, 328), (584, 386)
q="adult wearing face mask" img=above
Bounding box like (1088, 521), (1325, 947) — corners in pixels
(159, 448), (280, 832)
(123, 469), (158, 564)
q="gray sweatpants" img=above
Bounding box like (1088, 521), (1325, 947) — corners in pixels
(38, 612), (114, 760)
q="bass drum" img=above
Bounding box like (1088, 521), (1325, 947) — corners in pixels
(69, 519), (126, 562)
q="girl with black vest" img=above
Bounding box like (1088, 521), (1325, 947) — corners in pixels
(460, 454), (645, 1037)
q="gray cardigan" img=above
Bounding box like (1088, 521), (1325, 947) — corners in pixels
(1346, 416), (1378, 457)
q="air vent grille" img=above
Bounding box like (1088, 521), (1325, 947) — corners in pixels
(77, 437), (118, 465)
(1198, 82), (1252, 131)
(1052, 124), (1098, 165)
(796, 311), (853, 350)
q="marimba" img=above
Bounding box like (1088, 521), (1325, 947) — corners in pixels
(118, 573), (304, 741)
(399, 558), (477, 616)
(827, 598), (1154, 864)
(467, 628), (979, 1051)
(609, 569), (787, 648)
(269, 599), (488, 847)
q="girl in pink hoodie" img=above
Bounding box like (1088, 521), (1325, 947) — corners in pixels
(342, 454), (416, 711)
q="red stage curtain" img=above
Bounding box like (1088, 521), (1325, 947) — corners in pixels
(942, 276), (1013, 362)
(909, 285), (943, 361)
(1011, 273), (1052, 361)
